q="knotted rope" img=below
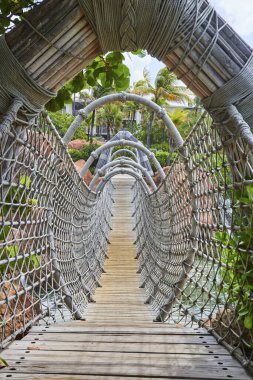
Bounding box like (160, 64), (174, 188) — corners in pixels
(78, 0), (213, 59)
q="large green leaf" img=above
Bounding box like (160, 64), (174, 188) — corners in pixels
(244, 316), (253, 329)
(106, 52), (124, 64)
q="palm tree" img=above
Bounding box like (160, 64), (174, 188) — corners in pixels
(96, 103), (123, 140)
(79, 91), (94, 140)
(167, 108), (190, 164)
(132, 67), (190, 148)
(80, 85), (114, 143)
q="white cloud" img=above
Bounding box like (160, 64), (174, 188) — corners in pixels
(210, 0), (253, 45)
(124, 53), (165, 86)
(124, 53), (151, 85)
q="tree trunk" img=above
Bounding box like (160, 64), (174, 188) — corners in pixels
(167, 144), (174, 165)
(107, 123), (111, 141)
(147, 111), (155, 149)
(131, 111), (136, 128)
(96, 125), (99, 136)
(89, 109), (95, 144)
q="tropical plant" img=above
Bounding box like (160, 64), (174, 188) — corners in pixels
(68, 143), (101, 163)
(132, 67), (191, 148)
(154, 151), (169, 168)
(0, 0), (41, 34)
(215, 185), (253, 331)
(68, 143), (101, 173)
(96, 103), (123, 140)
(0, 2), (133, 111)
(80, 84), (116, 143)
(48, 111), (87, 140)
(46, 52), (131, 112)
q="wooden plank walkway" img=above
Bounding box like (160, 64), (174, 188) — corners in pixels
(85, 175), (155, 324)
(0, 175), (251, 380)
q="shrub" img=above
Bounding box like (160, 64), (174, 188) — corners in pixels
(68, 143), (101, 172)
(48, 111), (88, 140)
(216, 185), (253, 331)
(151, 142), (170, 152)
(68, 149), (83, 162)
(154, 151), (169, 168)
(72, 129), (88, 140)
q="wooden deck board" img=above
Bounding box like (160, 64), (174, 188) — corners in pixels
(1, 175), (251, 380)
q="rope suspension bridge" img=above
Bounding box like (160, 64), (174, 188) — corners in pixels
(0, 0), (253, 378)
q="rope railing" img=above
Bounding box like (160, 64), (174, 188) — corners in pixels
(132, 113), (253, 369)
(0, 103), (253, 372)
(0, 103), (114, 348)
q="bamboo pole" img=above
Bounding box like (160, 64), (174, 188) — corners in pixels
(164, 2), (251, 100)
(5, 0), (101, 93)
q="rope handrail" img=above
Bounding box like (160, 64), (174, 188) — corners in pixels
(110, 148), (139, 162)
(0, 106), (252, 371)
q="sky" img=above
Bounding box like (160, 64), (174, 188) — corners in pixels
(125, 0), (253, 85)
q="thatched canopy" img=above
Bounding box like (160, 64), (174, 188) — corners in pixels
(0, 0), (252, 136)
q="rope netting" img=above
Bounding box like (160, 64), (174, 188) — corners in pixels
(133, 113), (253, 368)
(0, 103), (113, 348)
(0, 100), (253, 371)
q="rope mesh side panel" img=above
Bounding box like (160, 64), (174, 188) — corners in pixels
(0, 107), (113, 348)
(133, 114), (253, 369)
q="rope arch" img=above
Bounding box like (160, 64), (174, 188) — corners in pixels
(110, 149), (139, 162)
(96, 168), (151, 194)
(89, 158), (157, 192)
(62, 92), (183, 148)
(79, 138), (166, 180)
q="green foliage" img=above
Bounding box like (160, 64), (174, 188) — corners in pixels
(169, 108), (202, 140)
(86, 52), (130, 90)
(68, 143), (101, 171)
(155, 151), (169, 168)
(48, 111), (87, 140)
(0, 3), (140, 113)
(2, 175), (36, 218)
(133, 67), (190, 104)
(46, 52), (130, 112)
(46, 88), (72, 112)
(48, 111), (74, 136)
(151, 142), (170, 152)
(131, 49), (147, 58)
(215, 185), (253, 330)
(0, 0), (38, 34)
(68, 149), (83, 162)
(96, 103), (123, 139)
(0, 356), (9, 368)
